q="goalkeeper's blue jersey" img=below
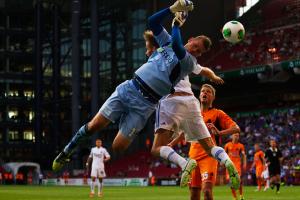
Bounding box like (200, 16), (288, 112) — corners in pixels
(135, 28), (198, 96)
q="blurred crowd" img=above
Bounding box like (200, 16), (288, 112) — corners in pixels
(235, 107), (300, 185)
(223, 25), (300, 71)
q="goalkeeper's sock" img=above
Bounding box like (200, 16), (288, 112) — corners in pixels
(159, 146), (187, 169)
(63, 124), (89, 154)
(210, 146), (230, 164)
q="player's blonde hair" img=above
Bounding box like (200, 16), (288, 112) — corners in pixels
(201, 84), (216, 97)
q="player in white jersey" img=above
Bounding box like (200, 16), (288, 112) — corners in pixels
(143, 27), (240, 189)
(86, 139), (110, 198)
(149, 13), (240, 189)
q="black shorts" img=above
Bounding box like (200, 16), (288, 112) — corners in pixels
(268, 165), (281, 177)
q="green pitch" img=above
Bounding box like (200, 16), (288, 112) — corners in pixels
(0, 185), (299, 200)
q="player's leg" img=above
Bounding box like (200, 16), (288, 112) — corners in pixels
(112, 132), (132, 152)
(239, 180), (244, 200)
(202, 182), (214, 200)
(230, 187), (237, 199)
(275, 174), (281, 193)
(52, 87), (125, 171)
(255, 168), (263, 191)
(233, 167), (244, 199)
(190, 187), (201, 200)
(263, 169), (270, 191)
(151, 128), (188, 170)
(226, 170), (237, 199)
(189, 163), (201, 200)
(256, 178), (262, 191)
(200, 157), (217, 200)
(153, 97), (197, 187)
(67, 113), (111, 154)
(90, 176), (96, 197)
(270, 175), (275, 189)
(98, 177), (103, 197)
(197, 137), (240, 190)
(151, 128), (196, 187)
(52, 113), (111, 171)
(264, 178), (270, 191)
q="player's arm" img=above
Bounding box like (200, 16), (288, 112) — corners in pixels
(265, 150), (271, 166)
(199, 67), (224, 85)
(207, 123), (240, 136)
(86, 156), (92, 170)
(148, 0), (193, 35)
(241, 149), (247, 171)
(278, 150), (283, 164)
(224, 143), (229, 153)
(167, 132), (185, 147)
(104, 149), (111, 162)
(206, 111), (240, 136)
(171, 23), (187, 60)
(250, 159), (256, 170)
(259, 152), (267, 171)
(148, 8), (172, 37)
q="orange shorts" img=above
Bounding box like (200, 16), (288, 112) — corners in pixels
(256, 167), (264, 178)
(226, 163), (242, 180)
(190, 156), (218, 188)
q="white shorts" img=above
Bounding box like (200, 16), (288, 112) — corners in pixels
(155, 95), (211, 141)
(261, 169), (269, 179)
(91, 167), (106, 178)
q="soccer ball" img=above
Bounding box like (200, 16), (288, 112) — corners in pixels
(222, 21), (245, 44)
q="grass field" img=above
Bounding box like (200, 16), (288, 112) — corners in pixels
(0, 185), (299, 200)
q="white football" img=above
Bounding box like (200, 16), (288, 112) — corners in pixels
(222, 21), (245, 44)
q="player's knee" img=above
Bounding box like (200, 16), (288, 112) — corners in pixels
(88, 114), (110, 133)
(150, 147), (160, 157)
(112, 142), (128, 153)
(112, 144), (123, 153)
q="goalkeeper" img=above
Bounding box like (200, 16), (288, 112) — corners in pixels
(52, 1), (228, 188)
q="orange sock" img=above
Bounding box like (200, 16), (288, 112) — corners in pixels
(231, 187), (237, 198)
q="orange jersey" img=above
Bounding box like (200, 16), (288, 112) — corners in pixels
(224, 142), (245, 167)
(254, 150), (265, 169)
(189, 108), (237, 161)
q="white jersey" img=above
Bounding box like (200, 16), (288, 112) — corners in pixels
(173, 64), (203, 94)
(89, 147), (110, 169)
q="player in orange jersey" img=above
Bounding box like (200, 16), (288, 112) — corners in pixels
(250, 143), (266, 192)
(224, 133), (247, 200)
(168, 84), (240, 200)
(187, 84), (240, 200)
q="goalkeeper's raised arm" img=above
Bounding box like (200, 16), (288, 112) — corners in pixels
(148, 0), (193, 36)
(147, 0), (193, 47)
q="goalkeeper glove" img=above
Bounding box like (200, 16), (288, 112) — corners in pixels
(170, 0), (194, 13)
(172, 11), (188, 27)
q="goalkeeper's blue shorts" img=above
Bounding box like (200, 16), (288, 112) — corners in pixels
(99, 80), (156, 141)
